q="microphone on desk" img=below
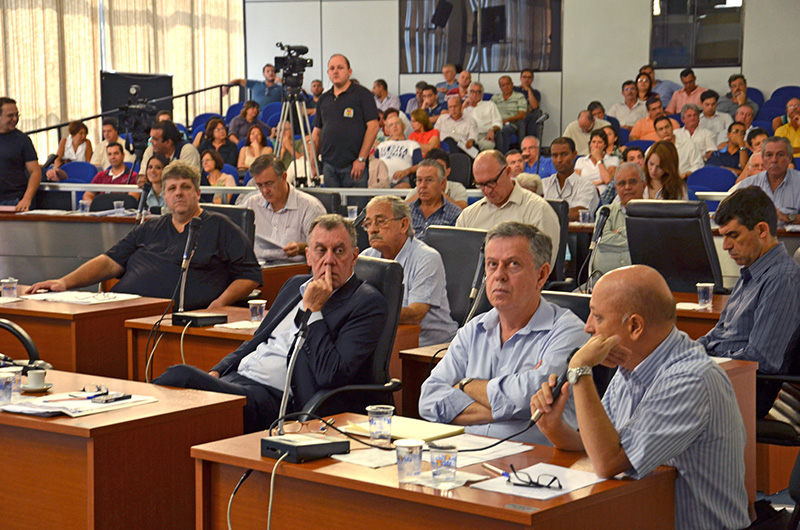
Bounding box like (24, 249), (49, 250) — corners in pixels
(588, 206), (611, 251)
(181, 218), (203, 270)
(534, 113), (550, 125)
(135, 181), (152, 224)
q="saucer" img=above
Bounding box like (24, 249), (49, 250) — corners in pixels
(21, 383), (53, 393)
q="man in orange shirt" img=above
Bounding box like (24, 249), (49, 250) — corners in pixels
(630, 96), (680, 142)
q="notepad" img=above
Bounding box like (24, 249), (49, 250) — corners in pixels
(343, 416), (464, 442)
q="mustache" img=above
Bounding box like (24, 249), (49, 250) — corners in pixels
(368, 234), (383, 242)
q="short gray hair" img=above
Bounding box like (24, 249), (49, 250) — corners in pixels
(250, 153), (285, 177)
(762, 136), (793, 158)
(680, 103), (700, 119)
(307, 214), (357, 248)
(470, 82), (484, 94)
(417, 158), (445, 181)
(485, 221), (552, 269)
(514, 173), (543, 196)
(366, 195), (414, 237)
(615, 161), (645, 182)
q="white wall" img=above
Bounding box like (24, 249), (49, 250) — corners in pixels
(244, 0), (800, 144)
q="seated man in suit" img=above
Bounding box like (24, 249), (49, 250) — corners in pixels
(27, 161), (261, 311)
(698, 186), (800, 417)
(419, 222), (587, 444)
(153, 214), (388, 433)
(531, 265), (749, 529)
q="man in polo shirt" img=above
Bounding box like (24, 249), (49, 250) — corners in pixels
(362, 195), (457, 347)
(608, 80), (646, 130)
(665, 68), (706, 115)
(82, 142), (138, 203)
(407, 159), (461, 241)
(630, 96), (680, 142)
(436, 63), (458, 103)
(531, 265), (749, 529)
(0, 96), (40, 211)
(563, 110), (610, 156)
(698, 89), (733, 140)
(775, 98), (800, 154)
(707, 122), (749, 176)
(241, 154), (326, 263)
(736, 136), (800, 226)
(312, 54), (379, 189)
(541, 137), (599, 221)
(421, 85), (445, 125)
(698, 186), (800, 418)
(491, 76), (527, 153)
(456, 150), (560, 266)
(521, 135), (556, 178)
(435, 96), (478, 157)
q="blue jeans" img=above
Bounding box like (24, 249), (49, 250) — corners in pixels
(322, 161), (369, 188)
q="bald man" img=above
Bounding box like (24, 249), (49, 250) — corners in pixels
(531, 265), (749, 530)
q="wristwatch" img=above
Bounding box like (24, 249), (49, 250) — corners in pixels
(357, 156), (366, 163)
(789, 213), (797, 223)
(567, 366), (593, 385)
(458, 377), (473, 391)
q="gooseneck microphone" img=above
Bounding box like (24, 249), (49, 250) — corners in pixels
(534, 112), (550, 125)
(181, 217), (203, 270)
(531, 348), (579, 424)
(588, 206), (611, 251)
(135, 181), (152, 224)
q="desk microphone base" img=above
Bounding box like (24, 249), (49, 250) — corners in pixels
(171, 312), (228, 327)
(262, 434), (350, 463)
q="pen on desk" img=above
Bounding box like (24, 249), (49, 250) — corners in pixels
(44, 396), (97, 403)
(482, 463), (510, 478)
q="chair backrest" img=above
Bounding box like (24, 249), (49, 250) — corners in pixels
(302, 188), (343, 215)
(353, 255), (405, 391)
(260, 102), (283, 123)
(225, 102), (244, 124)
(399, 93), (415, 110)
(191, 113), (221, 135)
(546, 199), (569, 282)
(756, 102), (785, 122)
(751, 120), (774, 136)
(747, 87), (765, 109)
(625, 199), (724, 293)
(221, 164), (239, 180)
(768, 86), (800, 108)
(265, 112), (281, 128)
(89, 193), (139, 212)
(61, 161), (98, 183)
(424, 226), (488, 326)
(618, 127), (630, 145)
(686, 166), (737, 192)
(624, 139), (655, 151)
(668, 113), (683, 127)
(448, 152), (473, 188)
(201, 203), (256, 244)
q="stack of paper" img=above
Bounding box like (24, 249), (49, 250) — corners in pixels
(343, 416), (464, 442)
(1, 393), (156, 417)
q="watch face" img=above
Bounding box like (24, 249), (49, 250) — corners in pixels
(567, 370), (578, 385)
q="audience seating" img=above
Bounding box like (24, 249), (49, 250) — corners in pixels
(752, 120), (774, 135)
(767, 86), (800, 108)
(260, 102), (283, 123)
(624, 139), (654, 151)
(221, 164), (239, 181)
(201, 203), (255, 244)
(225, 102), (244, 124)
(687, 166), (736, 192)
(191, 113), (221, 135)
(266, 113), (281, 129)
(299, 255), (404, 419)
(89, 193), (138, 212)
(757, 101), (786, 122)
(668, 113), (683, 127)
(447, 152), (472, 188)
(399, 93), (415, 110)
(747, 87), (765, 109)
(625, 200), (725, 294)
(61, 161), (98, 182)
(618, 127), (630, 145)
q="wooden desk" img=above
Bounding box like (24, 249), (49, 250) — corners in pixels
(673, 291), (728, 339)
(400, 344), (757, 509)
(126, 309), (419, 414)
(0, 293), (170, 378)
(192, 412), (676, 530)
(0, 370), (245, 530)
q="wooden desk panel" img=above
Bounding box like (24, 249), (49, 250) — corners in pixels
(0, 295), (170, 378)
(1, 371), (244, 530)
(260, 263), (310, 309)
(673, 291), (728, 339)
(192, 413), (676, 530)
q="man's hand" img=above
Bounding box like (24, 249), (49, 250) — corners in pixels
(45, 168), (60, 181)
(485, 129), (495, 142)
(530, 373), (571, 431)
(600, 343), (632, 368)
(282, 242), (305, 257)
(570, 335), (621, 369)
(351, 159), (366, 180)
(15, 196), (32, 212)
(26, 279), (67, 294)
(777, 209), (795, 224)
(303, 266), (334, 312)
(209, 370), (220, 378)
(466, 139), (475, 149)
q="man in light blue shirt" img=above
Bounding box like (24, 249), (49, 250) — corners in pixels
(531, 265), (749, 530)
(419, 222), (587, 444)
(361, 195), (458, 347)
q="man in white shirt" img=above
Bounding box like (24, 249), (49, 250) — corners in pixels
(678, 104), (717, 161)
(654, 116), (703, 178)
(563, 111), (610, 156)
(435, 96), (478, 157)
(698, 90), (732, 140)
(607, 80), (646, 130)
(90, 117), (135, 170)
(372, 79), (401, 113)
(462, 82), (502, 151)
(542, 137), (599, 221)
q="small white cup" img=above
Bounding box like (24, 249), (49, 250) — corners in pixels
(395, 439), (424, 483)
(248, 299), (267, 322)
(27, 369), (46, 389)
(79, 199), (91, 213)
(347, 205), (358, 221)
(696, 283), (714, 310)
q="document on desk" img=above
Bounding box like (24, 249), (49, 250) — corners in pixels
(0, 297), (22, 305)
(424, 433), (534, 467)
(22, 291), (141, 304)
(1, 393), (156, 418)
(255, 233), (284, 250)
(471, 462), (605, 500)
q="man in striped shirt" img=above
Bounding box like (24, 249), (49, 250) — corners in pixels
(531, 265), (750, 530)
(698, 186), (800, 417)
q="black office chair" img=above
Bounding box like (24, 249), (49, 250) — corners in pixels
(425, 225), (488, 327)
(540, 291), (615, 397)
(545, 199), (572, 289)
(0, 319), (40, 363)
(299, 255), (404, 418)
(625, 200), (726, 294)
(303, 188), (343, 215)
(201, 203), (256, 245)
(89, 193), (139, 212)
(448, 152), (473, 188)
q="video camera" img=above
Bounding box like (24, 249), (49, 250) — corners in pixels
(118, 85), (158, 158)
(275, 43), (313, 91)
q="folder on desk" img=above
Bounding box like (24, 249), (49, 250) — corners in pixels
(345, 416), (464, 442)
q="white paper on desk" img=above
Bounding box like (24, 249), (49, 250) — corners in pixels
(331, 448), (397, 468)
(424, 433), (534, 467)
(0, 297), (22, 305)
(456, 139), (479, 158)
(255, 233), (284, 249)
(1, 393), (157, 418)
(710, 356), (732, 364)
(676, 301), (705, 311)
(471, 462), (604, 500)
(214, 320), (261, 330)
(410, 470), (489, 490)
(21, 291), (141, 305)
(18, 209), (71, 215)
(784, 224), (800, 232)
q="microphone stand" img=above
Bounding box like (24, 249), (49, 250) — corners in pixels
(276, 310), (311, 435)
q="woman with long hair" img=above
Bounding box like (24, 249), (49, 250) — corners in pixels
(140, 152), (170, 212)
(408, 109), (440, 155)
(201, 149), (236, 204)
(636, 72), (654, 103)
(644, 141), (687, 200)
(237, 124), (273, 170)
(196, 118), (238, 167)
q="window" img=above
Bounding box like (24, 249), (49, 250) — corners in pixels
(651, 0), (743, 67)
(399, 0), (562, 74)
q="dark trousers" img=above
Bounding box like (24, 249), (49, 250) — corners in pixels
(153, 365), (283, 433)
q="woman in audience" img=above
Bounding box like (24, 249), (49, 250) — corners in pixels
(635, 72), (654, 103)
(201, 149), (236, 204)
(644, 141), (687, 200)
(196, 118), (238, 167)
(575, 129), (618, 193)
(140, 152), (169, 212)
(46, 120), (93, 181)
(409, 109), (440, 155)
(228, 100), (269, 144)
(603, 125), (623, 158)
(237, 125), (273, 170)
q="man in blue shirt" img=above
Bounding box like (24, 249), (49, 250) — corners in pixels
(736, 136), (800, 227)
(419, 222), (587, 444)
(707, 121), (749, 176)
(407, 159), (461, 241)
(698, 186), (800, 417)
(531, 265), (750, 530)
(226, 64), (283, 109)
(520, 136), (556, 178)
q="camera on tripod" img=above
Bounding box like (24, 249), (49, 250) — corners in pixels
(118, 84), (158, 158)
(275, 43), (313, 90)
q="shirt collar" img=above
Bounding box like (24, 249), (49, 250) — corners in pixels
(267, 185), (298, 213)
(394, 236), (414, 263)
(477, 297), (558, 336)
(619, 327), (681, 387)
(743, 242), (787, 282)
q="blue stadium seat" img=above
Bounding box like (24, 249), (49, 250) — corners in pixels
(225, 102), (244, 124)
(191, 113), (221, 136)
(61, 161), (97, 182)
(260, 102), (282, 123)
(266, 113), (281, 128)
(751, 120), (774, 135)
(399, 93), (415, 110)
(747, 87), (765, 109)
(624, 139), (654, 151)
(687, 166), (736, 192)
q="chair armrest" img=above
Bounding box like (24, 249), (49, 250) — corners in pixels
(543, 278), (575, 292)
(756, 374), (800, 383)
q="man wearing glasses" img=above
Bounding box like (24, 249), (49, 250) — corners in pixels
(531, 265), (749, 529)
(240, 154), (326, 262)
(735, 136), (800, 226)
(455, 150), (560, 266)
(775, 98), (800, 155)
(706, 122), (750, 177)
(462, 82), (503, 151)
(154, 214), (387, 433)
